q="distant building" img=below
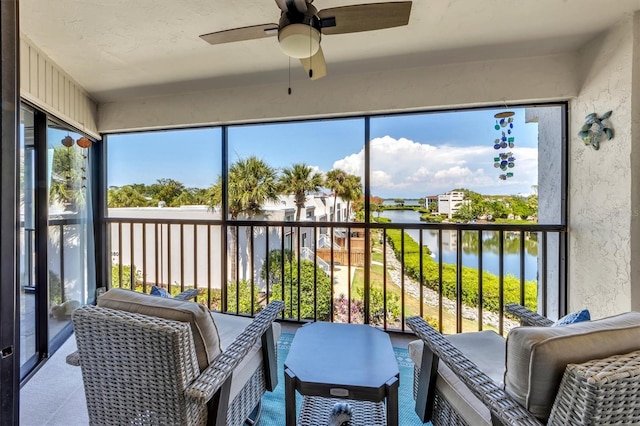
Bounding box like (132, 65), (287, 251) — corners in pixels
(437, 191), (466, 218)
(425, 195), (438, 211)
(108, 193), (350, 291)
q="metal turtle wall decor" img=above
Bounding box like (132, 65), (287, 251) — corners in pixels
(578, 111), (614, 150)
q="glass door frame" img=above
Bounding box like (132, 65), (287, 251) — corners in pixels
(17, 103), (99, 383)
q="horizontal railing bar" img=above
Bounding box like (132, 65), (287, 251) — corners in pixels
(106, 216), (566, 232)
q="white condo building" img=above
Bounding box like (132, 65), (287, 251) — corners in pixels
(437, 191), (466, 219)
(108, 194), (349, 292)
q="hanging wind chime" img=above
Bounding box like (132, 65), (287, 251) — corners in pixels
(61, 135), (75, 191)
(492, 111), (516, 181)
(76, 137), (92, 188)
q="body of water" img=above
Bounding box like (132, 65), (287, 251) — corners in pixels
(380, 210), (538, 281)
(383, 199), (422, 206)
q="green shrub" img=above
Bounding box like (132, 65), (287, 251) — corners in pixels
(261, 250), (332, 321)
(111, 264), (144, 291)
(420, 214), (443, 223)
(225, 279), (261, 314)
(385, 229), (537, 313)
(354, 284), (401, 325)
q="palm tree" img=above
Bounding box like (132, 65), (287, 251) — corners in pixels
(324, 168), (347, 221)
(339, 174), (363, 222)
(207, 156), (279, 285)
(279, 163), (323, 221)
(50, 145), (85, 211)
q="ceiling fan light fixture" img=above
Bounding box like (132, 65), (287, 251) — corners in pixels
(278, 23), (320, 59)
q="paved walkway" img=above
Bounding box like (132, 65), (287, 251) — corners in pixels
(332, 265), (356, 297)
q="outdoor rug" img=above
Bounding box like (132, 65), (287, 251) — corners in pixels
(260, 333), (426, 426)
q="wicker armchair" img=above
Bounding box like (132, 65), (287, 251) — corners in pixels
(406, 304), (640, 426)
(68, 299), (284, 426)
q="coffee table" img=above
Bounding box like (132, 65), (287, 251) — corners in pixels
(284, 322), (399, 426)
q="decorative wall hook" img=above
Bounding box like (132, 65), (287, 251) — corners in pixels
(578, 111), (614, 150)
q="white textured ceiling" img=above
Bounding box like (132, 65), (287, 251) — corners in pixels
(20, 0), (640, 102)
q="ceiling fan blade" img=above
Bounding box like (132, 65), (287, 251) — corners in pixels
(300, 46), (327, 80)
(318, 1), (412, 35)
(200, 24), (278, 45)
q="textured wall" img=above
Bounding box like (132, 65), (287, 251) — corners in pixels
(569, 16), (635, 317)
(526, 107), (564, 319)
(631, 13), (640, 312)
(97, 54), (578, 133)
(20, 36), (99, 139)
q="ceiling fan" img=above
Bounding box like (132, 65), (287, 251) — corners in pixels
(199, 0), (412, 80)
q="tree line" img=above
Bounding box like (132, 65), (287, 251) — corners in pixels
(107, 156), (363, 222)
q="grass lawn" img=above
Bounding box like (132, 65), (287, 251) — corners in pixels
(352, 264), (496, 334)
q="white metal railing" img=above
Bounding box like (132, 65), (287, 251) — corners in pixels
(300, 246), (330, 274)
(318, 234), (340, 249)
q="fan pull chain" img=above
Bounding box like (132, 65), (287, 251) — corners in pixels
(288, 57), (292, 95)
(308, 23), (313, 79)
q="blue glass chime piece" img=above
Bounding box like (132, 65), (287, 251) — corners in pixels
(494, 114), (516, 181)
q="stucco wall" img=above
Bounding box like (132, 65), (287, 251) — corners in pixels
(569, 16), (635, 317)
(631, 13), (640, 312)
(98, 53), (578, 133)
(526, 106), (564, 319)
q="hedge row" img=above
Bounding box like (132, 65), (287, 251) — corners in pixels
(385, 229), (537, 313)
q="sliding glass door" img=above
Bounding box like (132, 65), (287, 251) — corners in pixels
(17, 106), (97, 380)
(19, 105), (37, 376)
(46, 121), (96, 350)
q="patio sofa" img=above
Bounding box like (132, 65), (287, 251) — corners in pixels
(68, 288), (284, 426)
(406, 305), (640, 425)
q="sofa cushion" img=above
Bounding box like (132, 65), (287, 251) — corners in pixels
(98, 288), (221, 371)
(505, 311), (640, 422)
(408, 330), (505, 426)
(212, 312), (281, 402)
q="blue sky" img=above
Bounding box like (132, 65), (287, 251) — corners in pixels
(107, 107), (546, 198)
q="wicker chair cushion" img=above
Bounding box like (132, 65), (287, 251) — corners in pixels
(408, 330), (505, 426)
(505, 311), (640, 422)
(212, 312), (281, 401)
(98, 288), (221, 371)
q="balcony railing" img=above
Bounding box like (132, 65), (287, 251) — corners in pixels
(107, 217), (566, 335)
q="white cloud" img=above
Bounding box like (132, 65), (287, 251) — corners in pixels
(332, 135), (538, 197)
